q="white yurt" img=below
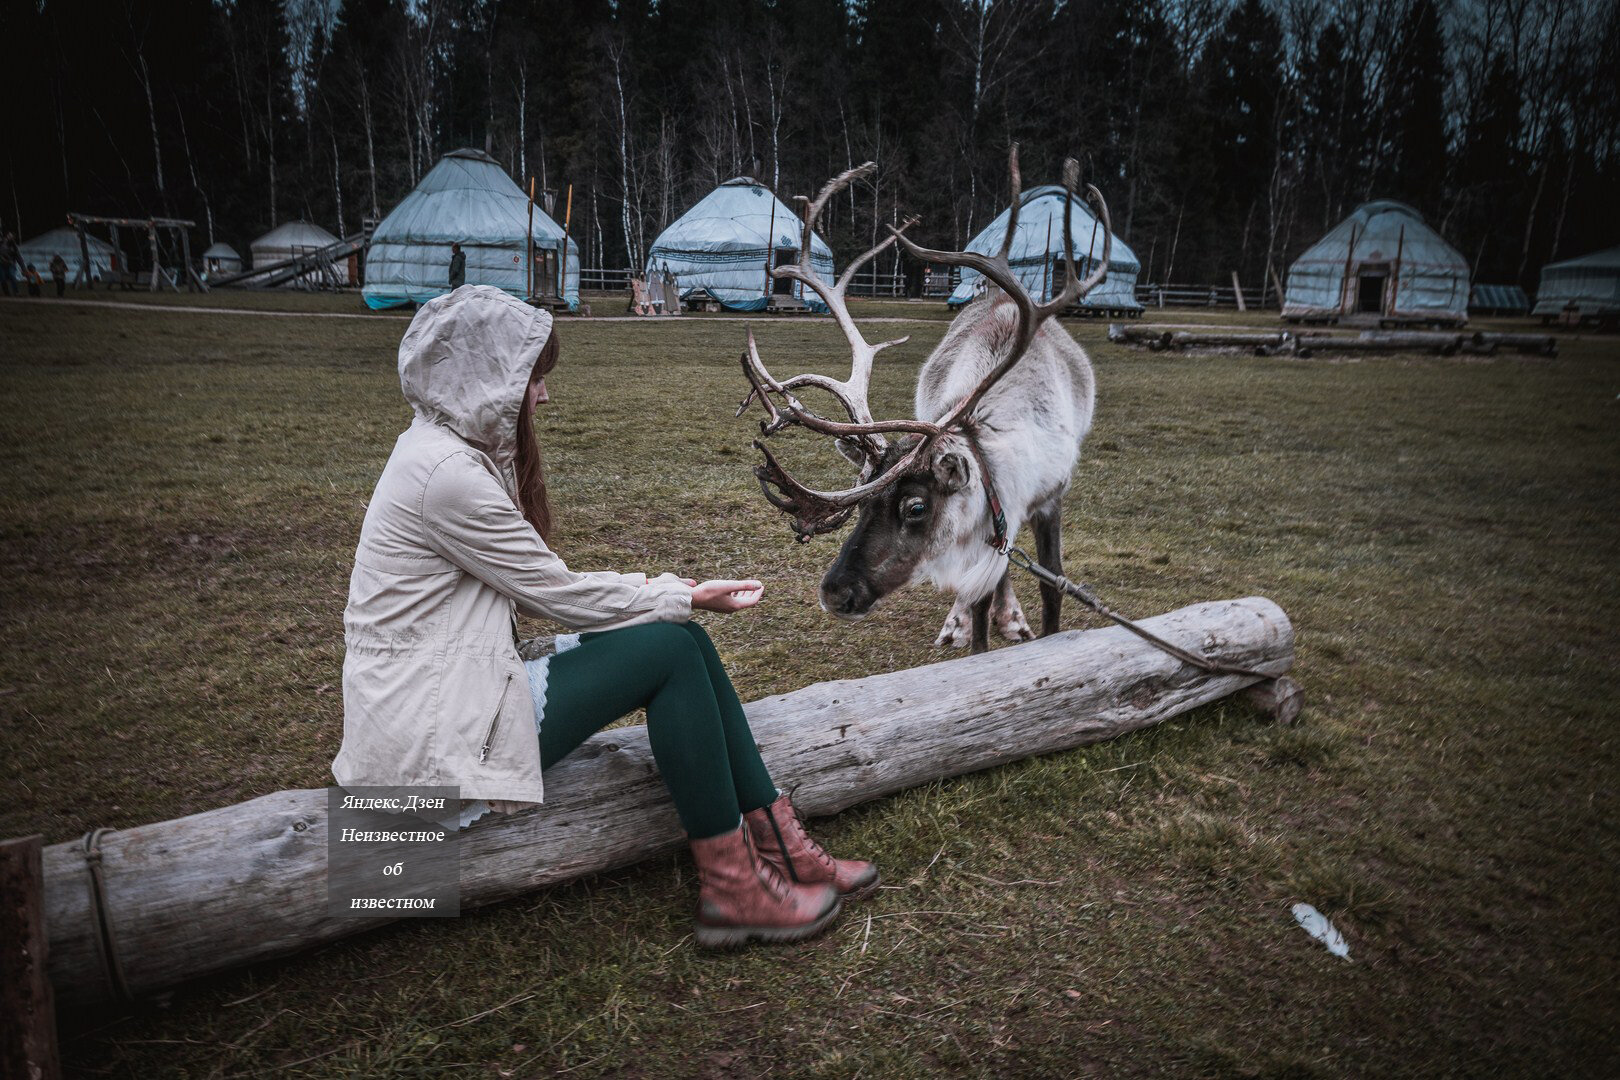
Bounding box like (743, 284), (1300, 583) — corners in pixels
(20, 226), (120, 282)
(1284, 201), (1468, 323)
(946, 185), (1142, 312)
(646, 178), (834, 312)
(1533, 246), (1620, 321)
(201, 242), (243, 276)
(249, 221), (349, 285)
(363, 148), (580, 311)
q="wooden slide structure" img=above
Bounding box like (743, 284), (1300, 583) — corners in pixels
(22, 597), (1296, 1011)
(209, 233), (369, 290)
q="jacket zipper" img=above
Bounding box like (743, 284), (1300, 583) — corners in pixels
(479, 673), (514, 764)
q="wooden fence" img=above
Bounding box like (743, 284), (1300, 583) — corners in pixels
(1135, 282), (1279, 310)
(578, 269), (1280, 311)
(579, 267), (635, 293)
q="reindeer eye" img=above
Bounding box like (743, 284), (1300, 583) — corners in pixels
(902, 498), (928, 522)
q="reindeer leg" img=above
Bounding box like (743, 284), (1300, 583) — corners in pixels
(934, 595), (974, 648)
(1033, 501), (1065, 637)
(990, 569), (1035, 642)
(971, 594), (992, 654)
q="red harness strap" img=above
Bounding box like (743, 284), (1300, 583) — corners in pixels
(958, 423), (1009, 554)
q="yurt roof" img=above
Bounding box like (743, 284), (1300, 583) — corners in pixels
(960, 185), (1141, 273)
(369, 147), (571, 247)
(947, 184), (1142, 309)
(1293, 200), (1467, 270)
(252, 221), (340, 249)
(203, 241), (241, 259)
(649, 178), (833, 259)
(21, 225), (118, 257)
(1540, 245), (1620, 274)
(1533, 244), (1620, 314)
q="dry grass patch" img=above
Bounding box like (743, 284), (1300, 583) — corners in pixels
(1, 295), (1617, 1076)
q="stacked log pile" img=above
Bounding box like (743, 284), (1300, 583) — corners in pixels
(1107, 324), (1558, 358)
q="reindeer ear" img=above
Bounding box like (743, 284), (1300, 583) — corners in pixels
(835, 437), (868, 467)
(932, 450), (971, 493)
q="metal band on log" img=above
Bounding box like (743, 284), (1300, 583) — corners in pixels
(40, 597), (1295, 1007)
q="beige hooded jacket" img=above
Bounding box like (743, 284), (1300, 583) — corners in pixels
(334, 285), (693, 804)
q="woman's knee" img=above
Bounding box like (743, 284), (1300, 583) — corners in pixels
(624, 620), (704, 672)
(678, 621), (714, 648)
(581, 621), (697, 675)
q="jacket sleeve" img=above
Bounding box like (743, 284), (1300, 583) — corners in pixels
(420, 451), (692, 630)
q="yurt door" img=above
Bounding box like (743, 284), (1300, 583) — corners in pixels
(772, 249), (797, 295)
(1357, 267), (1389, 314)
(535, 248), (559, 299)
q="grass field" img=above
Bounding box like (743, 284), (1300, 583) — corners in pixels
(2, 291), (1617, 1077)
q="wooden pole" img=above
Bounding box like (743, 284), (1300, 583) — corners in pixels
(73, 220), (91, 289)
(561, 183), (573, 304)
(1340, 223), (1359, 316)
(1389, 224), (1406, 318)
(1269, 262), (1286, 310)
(35, 598), (1294, 1008)
(180, 228), (197, 292)
(527, 176), (536, 300)
(1231, 270), (1247, 313)
(1041, 216), (1053, 302)
(148, 225), (159, 291)
(1083, 216), (1100, 312)
(763, 191), (776, 301)
(1, 836), (60, 1080)
(800, 198), (811, 303)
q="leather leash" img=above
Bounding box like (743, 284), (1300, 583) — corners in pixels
(958, 425), (1271, 680)
(1004, 546), (1274, 679)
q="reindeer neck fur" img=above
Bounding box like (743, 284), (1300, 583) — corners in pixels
(908, 291), (1096, 602)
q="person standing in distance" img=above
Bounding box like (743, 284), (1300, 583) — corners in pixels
(449, 242), (466, 289)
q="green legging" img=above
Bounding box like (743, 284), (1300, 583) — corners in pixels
(539, 621), (779, 839)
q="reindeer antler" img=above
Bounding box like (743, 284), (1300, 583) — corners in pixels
(736, 163), (942, 537)
(739, 148), (1111, 540)
(736, 164), (919, 446)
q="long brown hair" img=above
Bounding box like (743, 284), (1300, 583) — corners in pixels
(515, 330), (560, 542)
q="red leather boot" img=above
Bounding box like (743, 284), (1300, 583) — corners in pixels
(688, 823), (842, 949)
(745, 792), (881, 901)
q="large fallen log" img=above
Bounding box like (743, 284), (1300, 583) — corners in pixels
(1108, 322), (1170, 345)
(1107, 324), (1341, 356)
(1292, 333), (1460, 357)
(1463, 332), (1558, 357)
(40, 597), (1295, 1008)
(1159, 331), (1292, 352)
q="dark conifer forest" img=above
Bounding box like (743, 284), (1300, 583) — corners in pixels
(4, 0), (1616, 287)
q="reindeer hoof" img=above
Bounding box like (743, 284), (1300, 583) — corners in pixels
(933, 614), (972, 648)
(997, 615), (1036, 641)
(996, 613), (1036, 642)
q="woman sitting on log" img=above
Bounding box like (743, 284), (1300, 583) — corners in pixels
(333, 285), (876, 948)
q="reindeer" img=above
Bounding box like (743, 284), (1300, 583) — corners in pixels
(736, 146), (1111, 654)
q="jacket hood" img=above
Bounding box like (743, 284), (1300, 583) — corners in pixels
(397, 285), (554, 464)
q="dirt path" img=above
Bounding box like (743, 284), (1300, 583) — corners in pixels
(14, 297), (940, 325)
(12, 297), (410, 320)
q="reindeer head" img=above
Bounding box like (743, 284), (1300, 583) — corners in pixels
(737, 147), (1111, 618)
(815, 432), (991, 619)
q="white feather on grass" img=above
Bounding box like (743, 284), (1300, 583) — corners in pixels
(1291, 902), (1351, 960)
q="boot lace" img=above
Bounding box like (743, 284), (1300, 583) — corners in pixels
(787, 803), (838, 876)
(744, 824), (794, 899)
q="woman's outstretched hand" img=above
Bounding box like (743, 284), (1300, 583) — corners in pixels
(689, 579), (764, 613)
